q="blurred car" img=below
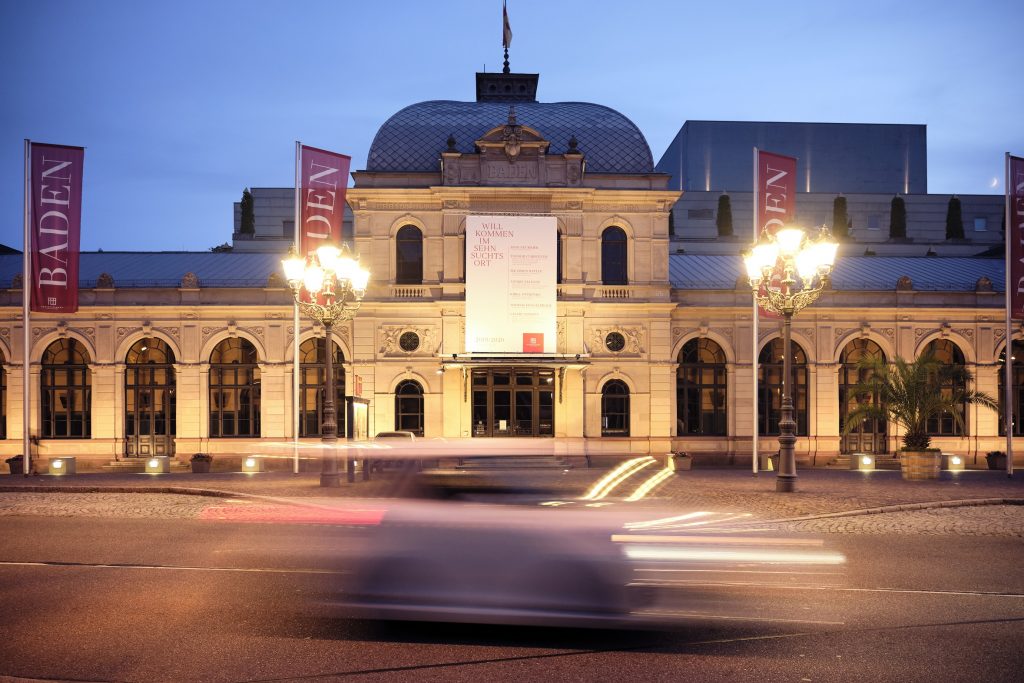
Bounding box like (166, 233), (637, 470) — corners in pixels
(338, 499), (649, 627)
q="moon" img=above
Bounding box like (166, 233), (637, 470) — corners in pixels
(990, 177), (999, 188)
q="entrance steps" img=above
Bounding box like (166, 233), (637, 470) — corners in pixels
(454, 456), (568, 471)
(827, 454), (900, 470)
(102, 458), (189, 473)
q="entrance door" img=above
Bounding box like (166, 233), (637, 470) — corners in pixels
(471, 368), (555, 437)
(125, 339), (176, 456)
(838, 339), (887, 454)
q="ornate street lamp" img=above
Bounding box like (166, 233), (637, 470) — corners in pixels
(282, 244), (370, 487)
(744, 226), (838, 492)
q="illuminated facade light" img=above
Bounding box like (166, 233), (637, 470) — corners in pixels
(145, 457), (171, 474)
(48, 457), (76, 475)
(242, 457), (264, 473)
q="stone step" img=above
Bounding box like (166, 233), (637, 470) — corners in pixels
(101, 459), (190, 472)
(455, 456), (567, 470)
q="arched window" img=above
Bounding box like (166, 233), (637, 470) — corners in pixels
(396, 225), (423, 285)
(677, 339), (727, 436)
(557, 230), (563, 285)
(299, 338), (346, 437)
(757, 339), (808, 436)
(41, 339), (91, 439)
(125, 339), (176, 456)
(209, 338), (260, 438)
(395, 380), (424, 436)
(998, 340), (1024, 437)
(924, 339), (966, 436)
(839, 339), (887, 453)
(601, 379), (630, 436)
(601, 226), (627, 285)
(0, 347), (6, 440)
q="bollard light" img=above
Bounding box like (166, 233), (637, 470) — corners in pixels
(942, 453), (965, 471)
(49, 457), (76, 475)
(242, 456), (264, 473)
(851, 453), (875, 471)
(145, 456), (171, 474)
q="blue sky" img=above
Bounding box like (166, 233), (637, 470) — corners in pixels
(1, 0), (1021, 251)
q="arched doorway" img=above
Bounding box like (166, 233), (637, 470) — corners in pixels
(299, 338), (346, 437)
(997, 340), (1023, 436)
(758, 338), (808, 435)
(839, 338), (887, 453)
(125, 338), (176, 456)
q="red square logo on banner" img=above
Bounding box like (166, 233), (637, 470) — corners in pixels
(523, 333), (543, 353)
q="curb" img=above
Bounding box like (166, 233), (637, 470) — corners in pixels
(0, 485), (319, 509)
(2, 486), (1023, 523)
(738, 497), (1024, 526)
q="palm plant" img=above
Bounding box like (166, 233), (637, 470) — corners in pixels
(843, 350), (997, 450)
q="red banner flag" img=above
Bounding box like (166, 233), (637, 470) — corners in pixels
(30, 143), (84, 314)
(1010, 154), (1024, 320)
(754, 150), (797, 319)
(755, 150), (797, 238)
(299, 145), (351, 257)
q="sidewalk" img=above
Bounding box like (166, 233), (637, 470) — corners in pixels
(2, 466), (1023, 522)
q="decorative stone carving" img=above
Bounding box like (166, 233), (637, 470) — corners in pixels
(880, 328), (895, 340)
(976, 276), (993, 292)
(266, 272), (285, 288)
(11, 273), (22, 289)
(182, 312), (199, 320)
(379, 325), (435, 356)
(591, 326), (644, 354)
(896, 275), (913, 291)
(97, 313), (113, 320)
(96, 273), (115, 288)
(914, 328), (930, 341)
(556, 320), (566, 353)
(57, 322), (68, 338)
(954, 328), (975, 341)
(180, 272), (200, 289)
(940, 323), (951, 338)
(265, 311), (288, 319)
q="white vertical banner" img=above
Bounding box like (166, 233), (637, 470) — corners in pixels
(465, 215), (556, 354)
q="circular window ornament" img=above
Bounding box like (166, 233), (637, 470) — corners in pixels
(399, 331), (420, 353)
(605, 332), (626, 353)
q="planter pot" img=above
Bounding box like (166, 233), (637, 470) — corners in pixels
(671, 452), (692, 472)
(986, 454), (1007, 471)
(901, 450), (940, 480)
(190, 460), (212, 474)
(6, 458), (24, 475)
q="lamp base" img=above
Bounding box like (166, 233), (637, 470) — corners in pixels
(320, 473), (342, 488)
(775, 474), (797, 493)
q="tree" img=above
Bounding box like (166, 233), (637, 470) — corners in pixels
(889, 196), (907, 239)
(716, 194), (733, 236)
(240, 188), (255, 235)
(843, 351), (996, 451)
(832, 196), (849, 239)
(945, 195), (964, 240)
(210, 242), (233, 253)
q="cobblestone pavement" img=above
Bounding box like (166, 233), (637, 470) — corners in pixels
(759, 505), (1024, 536)
(3, 466), (1024, 537)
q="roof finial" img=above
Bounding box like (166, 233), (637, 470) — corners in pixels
(502, 1), (513, 74)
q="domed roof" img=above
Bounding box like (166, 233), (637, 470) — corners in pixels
(366, 100), (654, 174)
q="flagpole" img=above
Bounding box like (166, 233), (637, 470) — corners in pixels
(1005, 152), (1014, 478)
(22, 140), (31, 476)
(752, 146), (759, 475)
(293, 141), (302, 474)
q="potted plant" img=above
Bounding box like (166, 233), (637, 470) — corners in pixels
(986, 451), (1007, 470)
(5, 455), (24, 475)
(190, 453), (213, 474)
(843, 351), (997, 480)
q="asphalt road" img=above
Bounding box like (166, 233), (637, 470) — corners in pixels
(1, 512), (1023, 682)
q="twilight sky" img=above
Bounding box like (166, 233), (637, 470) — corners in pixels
(1, 0), (1021, 251)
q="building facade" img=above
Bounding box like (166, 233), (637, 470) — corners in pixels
(0, 70), (1019, 469)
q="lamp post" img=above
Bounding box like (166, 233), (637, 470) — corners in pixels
(744, 226), (838, 493)
(282, 244), (370, 487)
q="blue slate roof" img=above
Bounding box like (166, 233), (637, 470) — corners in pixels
(0, 252), (1004, 293)
(0, 252), (282, 288)
(669, 254), (1006, 292)
(366, 100), (654, 174)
